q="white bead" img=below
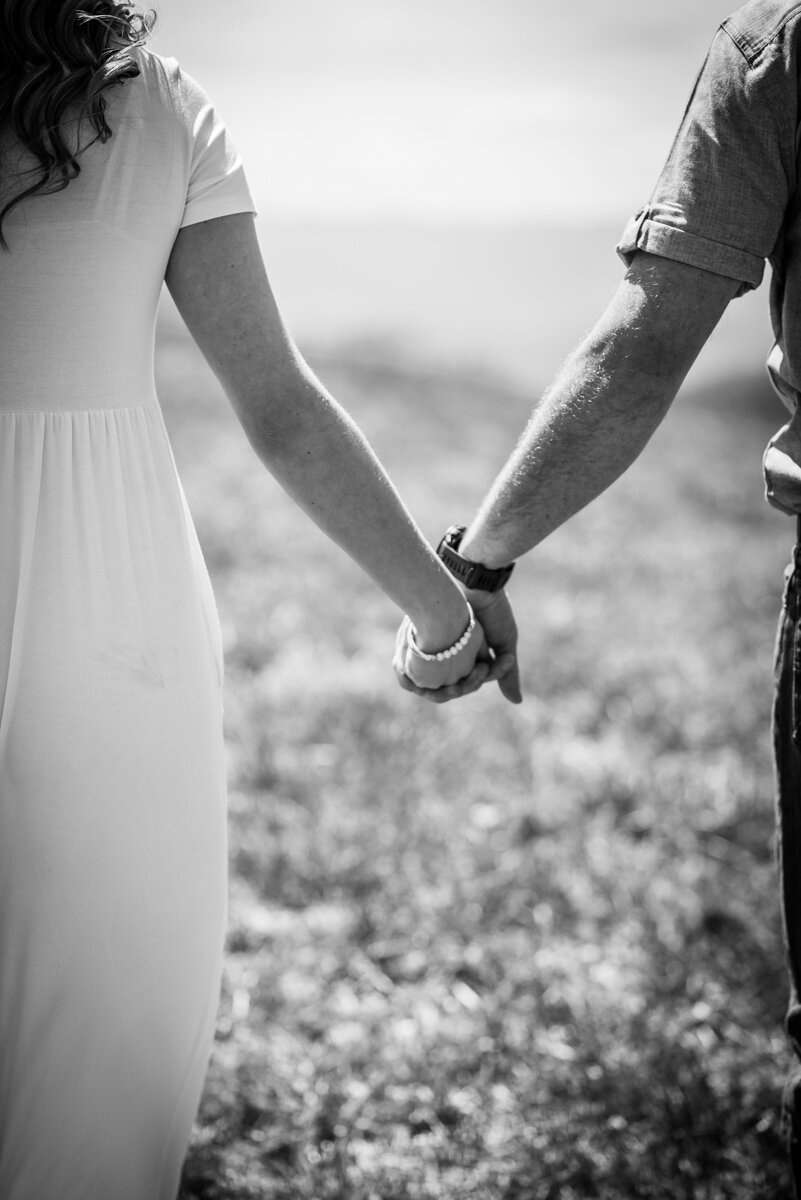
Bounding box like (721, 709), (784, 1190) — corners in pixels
(406, 604), (476, 663)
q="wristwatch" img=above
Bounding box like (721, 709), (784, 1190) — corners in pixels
(436, 524), (515, 593)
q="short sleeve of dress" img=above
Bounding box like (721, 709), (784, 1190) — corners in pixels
(171, 63), (256, 229)
(616, 17), (797, 295)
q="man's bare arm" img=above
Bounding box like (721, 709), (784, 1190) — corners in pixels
(459, 252), (742, 566)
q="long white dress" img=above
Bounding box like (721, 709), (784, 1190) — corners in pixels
(0, 51), (255, 1200)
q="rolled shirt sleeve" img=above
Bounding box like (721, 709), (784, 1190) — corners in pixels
(617, 15), (797, 294)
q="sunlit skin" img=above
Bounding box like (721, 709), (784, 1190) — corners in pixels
(396, 251), (741, 703)
(165, 212), (518, 693)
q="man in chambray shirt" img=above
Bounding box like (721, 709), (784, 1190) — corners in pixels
(396, 0), (801, 1187)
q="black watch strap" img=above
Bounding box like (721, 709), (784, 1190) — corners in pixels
(436, 524), (515, 593)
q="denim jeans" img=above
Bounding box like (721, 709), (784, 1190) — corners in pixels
(773, 520), (801, 1194)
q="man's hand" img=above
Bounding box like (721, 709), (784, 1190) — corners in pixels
(466, 589), (522, 704)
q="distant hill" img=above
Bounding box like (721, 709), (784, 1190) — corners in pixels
(682, 371), (783, 426)
(254, 219), (775, 394)
(158, 218), (783, 439)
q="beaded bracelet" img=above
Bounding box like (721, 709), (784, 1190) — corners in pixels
(408, 605), (476, 662)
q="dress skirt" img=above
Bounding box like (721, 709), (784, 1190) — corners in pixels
(0, 399), (228, 1200)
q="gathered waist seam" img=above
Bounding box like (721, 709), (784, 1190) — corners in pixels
(0, 398), (160, 417)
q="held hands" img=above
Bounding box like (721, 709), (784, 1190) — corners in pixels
(394, 610), (488, 698)
(393, 590), (522, 705)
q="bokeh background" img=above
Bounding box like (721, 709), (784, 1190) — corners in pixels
(150, 3), (793, 1196)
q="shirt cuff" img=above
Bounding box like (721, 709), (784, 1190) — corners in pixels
(616, 207), (765, 292)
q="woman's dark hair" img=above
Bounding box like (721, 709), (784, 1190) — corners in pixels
(0, 0), (155, 247)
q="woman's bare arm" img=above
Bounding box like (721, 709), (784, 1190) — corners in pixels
(164, 212), (493, 682)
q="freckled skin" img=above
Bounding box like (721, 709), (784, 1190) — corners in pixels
(459, 252), (740, 566)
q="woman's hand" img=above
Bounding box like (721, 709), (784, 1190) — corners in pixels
(393, 614), (512, 703)
(393, 615), (488, 701)
(403, 612), (487, 684)
(393, 590), (522, 704)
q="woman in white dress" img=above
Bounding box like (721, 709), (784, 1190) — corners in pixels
(0, 3), (512, 1198)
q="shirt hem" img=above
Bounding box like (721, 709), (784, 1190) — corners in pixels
(179, 199), (257, 230)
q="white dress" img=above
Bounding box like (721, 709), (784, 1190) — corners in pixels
(0, 51), (255, 1200)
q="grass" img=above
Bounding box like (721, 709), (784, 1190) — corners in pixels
(156, 316), (795, 1199)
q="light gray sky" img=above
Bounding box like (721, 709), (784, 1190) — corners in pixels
(151, 1), (740, 224)
(152, 2), (773, 389)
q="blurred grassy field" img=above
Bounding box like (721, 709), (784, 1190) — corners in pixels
(157, 315), (796, 1199)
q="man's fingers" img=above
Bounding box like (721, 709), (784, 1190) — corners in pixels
(476, 651), (523, 702)
(422, 661), (491, 702)
(457, 661), (491, 693)
(482, 652), (515, 682)
(394, 659), (492, 703)
(395, 669), (423, 695)
(497, 658), (523, 704)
